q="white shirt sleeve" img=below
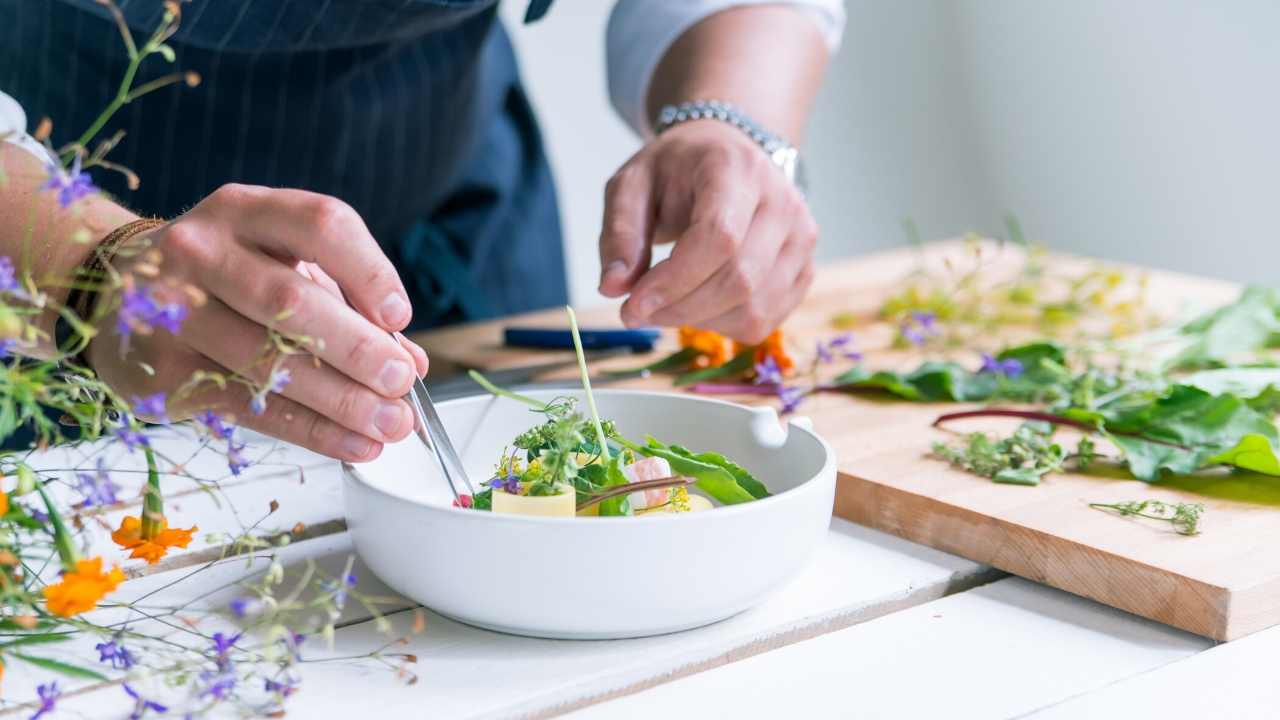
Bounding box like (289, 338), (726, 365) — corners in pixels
(0, 89), (53, 163)
(606, 0), (846, 138)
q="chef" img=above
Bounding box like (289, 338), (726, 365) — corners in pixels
(0, 0), (843, 459)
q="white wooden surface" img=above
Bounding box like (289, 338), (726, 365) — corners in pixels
(560, 578), (1213, 720)
(6, 433), (1276, 719)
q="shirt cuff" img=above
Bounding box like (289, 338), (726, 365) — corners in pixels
(0, 89), (53, 163)
(606, 0), (846, 138)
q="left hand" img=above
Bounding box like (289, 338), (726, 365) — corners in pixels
(597, 119), (817, 344)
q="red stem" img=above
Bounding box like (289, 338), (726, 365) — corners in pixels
(931, 407), (1190, 450)
(576, 476), (696, 512)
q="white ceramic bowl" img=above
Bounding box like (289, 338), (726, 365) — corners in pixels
(342, 390), (835, 639)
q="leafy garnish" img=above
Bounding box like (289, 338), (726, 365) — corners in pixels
(615, 436), (758, 504)
(931, 424), (1071, 486)
(673, 349), (755, 387)
(1088, 500), (1204, 535)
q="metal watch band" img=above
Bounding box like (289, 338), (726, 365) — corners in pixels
(654, 100), (805, 192)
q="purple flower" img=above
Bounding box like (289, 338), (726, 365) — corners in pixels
(227, 440), (250, 476)
(280, 631), (305, 662)
(779, 386), (807, 414)
(0, 255), (18, 293)
(912, 311), (937, 331)
(978, 353), (1024, 378)
(195, 410), (234, 441)
(248, 393), (267, 416)
(228, 596), (262, 618)
(325, 573), (358, 610)
(150, 303), (187, 335)
(41, 154), (97, 209)
(30, 682), (60, 720)
(114, 426), (150, 452)
(267, 367), (291, 394)
(95, 637), (136, 669)
(28, 507), (49, 523)
(76, 458), (120, 508)
(209, 631), (240, 669)
(487, 476), (520, 494)
(900, 311), (939, 347)
(264, 675), (299, 698)
(123, 684), (167, 719)
(816, 333), (862, 364)
(117, 285), (186, 348)
(0, 339), (15, 359)
(198, 668), (236, 700)
(132, 392), (169, 424)
(753, 355), (783, 386)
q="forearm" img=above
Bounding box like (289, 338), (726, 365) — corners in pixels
(0, 143), (137, 357)
(645, 5), (831, 142)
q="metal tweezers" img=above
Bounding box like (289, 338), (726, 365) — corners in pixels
(404, 373), (476, 504)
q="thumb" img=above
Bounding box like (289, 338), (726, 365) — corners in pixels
(598, 164), (653, 297)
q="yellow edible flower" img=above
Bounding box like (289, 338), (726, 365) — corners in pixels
(112, 515), (197, 565)
(42, 557), (125, 617)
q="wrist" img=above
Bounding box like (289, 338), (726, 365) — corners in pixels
(654, 100), (804, 191)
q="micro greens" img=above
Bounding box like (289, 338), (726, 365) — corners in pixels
(1088, 500), (1204, 536)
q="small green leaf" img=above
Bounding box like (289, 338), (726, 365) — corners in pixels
(993, 467), (1043, 486)
(673, 350), (755, 387)
(1205, 433), (1280, 476)
(12, 652), (110, 681)
(0, 633), (74, 648)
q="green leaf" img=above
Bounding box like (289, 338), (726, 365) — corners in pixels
(666, 444), (769, 499)
(1109, 435), (1206, 481)
(616, 436), (757, 504)
(12, 652), (110, 681)
(0, 633), (74, 649)
(673, 350), (755, 387)
(832, 362), (991, 402)
(1181, 367), (1280, 400)
(1170, 286), (1280, 370)
(471, 488), (493, 511)
(604, 347), (699, 378)
(993, 467), (1044, 486)
(597, 455), (632, 517)
(1205, 433), (1280, 476)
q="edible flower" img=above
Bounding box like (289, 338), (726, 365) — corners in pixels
(117, 284), (187, 344)
(123, 684), (167, 719)
(131, 392), (169, 424)
(195, 410), (235, 440)
(30, 681), (60, 720)
(753, 355), (783, 386)
(75, 458), (120, 508)
(978, 353), (1024, 378)
(900, 311), (938, 346)
(42, 557), (125, 616)
(114, 426), (150, 452)
(41, 154), (97, 208)
(816, 332), (862, 364)
(265, 674), (300, 698)
(0, 489), (9, 516)
(736, 329), (794, 374)
(111, 514), (198, 564)
(96, 637), (136, 669)
(678, 326), (730, 368)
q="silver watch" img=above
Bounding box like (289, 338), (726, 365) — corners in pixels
(654, 100), (806, 192)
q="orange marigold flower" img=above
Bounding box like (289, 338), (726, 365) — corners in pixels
(0, 490), (8, 516)
(112, 515), (198, 565)
(734, 330), (794, 374)
(679, 326), (730, 368)
(42, 557), (125, 617)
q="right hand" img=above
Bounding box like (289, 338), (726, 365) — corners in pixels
(88, 184), (429, 462)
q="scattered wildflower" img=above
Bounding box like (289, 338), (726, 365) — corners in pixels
(264, 675), (299, 698)
(226, 440), (251, 476)
(0, 338), (16, 358)
(114, 426), (150, 451)
(900, 310), (939, 346)
(978, 353), (1024, 378)
(679, 326), (730, 368)
(228, 596), (263, 619)
(0, 255), (28, 301)
(737, 329), (794, 374)
(267, 367), (291, 393)
(487, 475), (520, 494)
(41, 154), (97, 208)
(123, 684), (167, 719)
(131, 392), (169, 423)
(42, 558), (125, 616)
(198, 667), (236, 700)
(0, 490), (8, 516)
(753, 355), (783, 386)
(117, 285), (187, 346)
(324, 573), (358, 610)
(194, 410), (234, 440)
(95, 637), (136, 669)
(112, 515), (198, 564)
(815, 332), (862, 364)
(76, 458), (120, 508)
(209, 631), (241, 668)
(779, 386), (807, 414)
(30, 681), (60, 720)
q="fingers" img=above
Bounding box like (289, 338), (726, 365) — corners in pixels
(199, 184), (412, 331)
(598, 163), (655, 298)
(199, 242), (417, 398)
(698, 231), (815, 344)
(395, 333), (430, 378)
(179, 298), (415, 443)
(647, 198), (791, 328)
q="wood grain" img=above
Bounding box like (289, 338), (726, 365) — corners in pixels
(411, 240), (1277, 641)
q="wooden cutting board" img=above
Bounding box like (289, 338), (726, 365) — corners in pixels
(411, 240), (1279, 641)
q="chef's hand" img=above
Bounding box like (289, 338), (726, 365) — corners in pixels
(597, 120), (817, 344)
(88, 184), (429, 462)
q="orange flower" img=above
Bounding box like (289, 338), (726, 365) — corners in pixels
(0, 491), (8, 516)
(679, 326), (730, 368)
(112, 515), (197, 565)
(735, 330), (794, 374)
(42, 557), (125, 617)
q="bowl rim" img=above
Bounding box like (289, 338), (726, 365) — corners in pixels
(342, 388), (836, 527)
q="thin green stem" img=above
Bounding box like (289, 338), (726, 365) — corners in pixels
(34, 483), (79, 572)
(141, 445), (163, 537)
(566, 306), (609, 462)
(467, 369), (551, 410)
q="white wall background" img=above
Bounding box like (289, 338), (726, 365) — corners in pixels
(503, 1), (1280, 308)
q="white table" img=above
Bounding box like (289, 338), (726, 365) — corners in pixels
(5, 429), (1276, 719)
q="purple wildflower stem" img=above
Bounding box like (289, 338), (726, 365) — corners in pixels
(931, 407), (1191, 450)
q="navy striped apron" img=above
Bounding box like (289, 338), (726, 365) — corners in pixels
(0, 0), (568, 331)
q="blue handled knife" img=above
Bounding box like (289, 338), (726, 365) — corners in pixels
(503, 326), (660, 352)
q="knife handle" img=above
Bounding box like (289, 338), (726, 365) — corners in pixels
(503, 327), (660, 352)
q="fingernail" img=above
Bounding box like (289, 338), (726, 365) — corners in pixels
(380, 359), (412, 394)
(342, 433), (374, 459)
(601, 260), (627, 283)
(374, 401), (405, 437)
(379, 293), (411, 328)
